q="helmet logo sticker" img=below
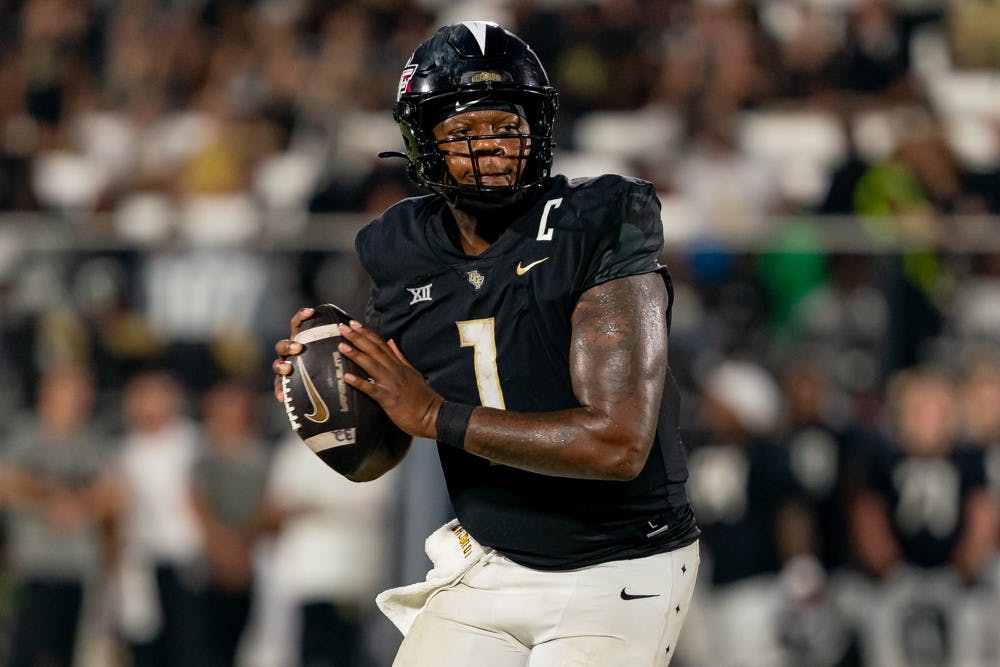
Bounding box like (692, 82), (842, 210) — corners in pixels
(397, 64), (418, 100)
(461, 21), (489, 54)
(471, 71), (502, 84)
(455, 97), (489, 113)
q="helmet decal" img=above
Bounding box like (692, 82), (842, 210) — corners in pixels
(397, 63), (418, 101)
(461, 21), (489, 55)
(470, 71), (503, 84)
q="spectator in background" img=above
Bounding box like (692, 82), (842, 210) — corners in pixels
(957, 349), (1000, 453)
(776, 355), (866, 667)
(681, 360), (823, 667)
(767, 1), (843, 100)
(791, 253), (891, 424)
(259, 433), (398, 667)
(19, 0), (93, 144)
(853, 114), (990, 219)
(850, 110), (987, 377)
(114, 371), (205, 667)
(190, 379), (271, 667)
(675, 97), (778, 240)
(948, 253), (1000, 345)
(654, 1), (771, 114)
(0, 365), (119, 667)
(948, 0), (1000, 69)
(954, 350), (1000, 623)
(836, 0), (911, 96)
(849, 366), (999, 667)
(780, 355), (855, 573)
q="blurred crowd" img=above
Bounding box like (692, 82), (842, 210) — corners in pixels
(0, 0), (998, 228)
(0, 367), (399, 667)
(2, 0), (1000, 666)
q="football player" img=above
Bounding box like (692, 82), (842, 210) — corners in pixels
(272, 22), (700, 666)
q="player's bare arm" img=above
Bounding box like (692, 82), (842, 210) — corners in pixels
(461, 272), (669, 479)
(339, 271), (670, 481)
(272, 307), (412, 482)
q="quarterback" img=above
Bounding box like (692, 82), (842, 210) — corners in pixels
(273, 21), (700, 666)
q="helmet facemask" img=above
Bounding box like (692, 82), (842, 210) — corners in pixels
(396, 85), (556, 214)
(390, 23), (559, 216)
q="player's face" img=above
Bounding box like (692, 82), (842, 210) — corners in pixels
(432, 109), (531, 188)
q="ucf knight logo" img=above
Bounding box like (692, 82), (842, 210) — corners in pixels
(467, 270), (485, 290)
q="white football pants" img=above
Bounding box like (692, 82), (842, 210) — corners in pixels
(392, 539), (699, 666)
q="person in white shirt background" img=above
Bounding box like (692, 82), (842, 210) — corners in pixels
(115, 371), (206, 667)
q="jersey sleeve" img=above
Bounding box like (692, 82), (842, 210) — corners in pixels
(354, 220), (379, 282)
(356, 218), (412, 345)
(581, 180), (664, 291)
(355, 221), (389, 338)
(362, 286), (392, 340)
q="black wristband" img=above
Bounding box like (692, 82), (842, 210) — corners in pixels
(435, 401), (475, 449)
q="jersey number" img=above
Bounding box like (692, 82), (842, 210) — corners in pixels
(892, 460), (959, 538)
(456, 318), (506, 409)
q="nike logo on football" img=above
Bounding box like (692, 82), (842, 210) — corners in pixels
(297, 357), (330, 424)
(620, 588), (659, 601)
(455, 97), (489, 113)
(516, 257), (549, 275)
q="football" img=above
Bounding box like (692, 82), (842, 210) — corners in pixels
(281, 304), (387, 474)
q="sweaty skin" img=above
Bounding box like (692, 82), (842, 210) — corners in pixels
(454, 272), (668, 480)
(434, 110), (531, 190)
(273, 108), (670, 482)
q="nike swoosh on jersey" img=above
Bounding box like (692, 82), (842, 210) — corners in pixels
(455, 97), (489, 113)
(516, 257), (550, 275)
(297, 357), (330, 423)
(620, 588), (660, 601)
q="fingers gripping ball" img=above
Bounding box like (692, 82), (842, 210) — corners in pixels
(281, 304), (386, 474)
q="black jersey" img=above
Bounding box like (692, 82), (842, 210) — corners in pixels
(866, 442), (987, 569)
(355, 174), (698, 570)
(787, 423), (852, 570)
(687, 439), (805, 585)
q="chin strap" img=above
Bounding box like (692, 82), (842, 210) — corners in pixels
(449, 182), (546, 218)
(379, 148), (548, 217)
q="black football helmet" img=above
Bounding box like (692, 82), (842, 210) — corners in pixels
(389, 22), (559, 214)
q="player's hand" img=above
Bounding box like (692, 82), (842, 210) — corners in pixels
(337, 320), (443, 439)
(272, 307), (314, 403)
